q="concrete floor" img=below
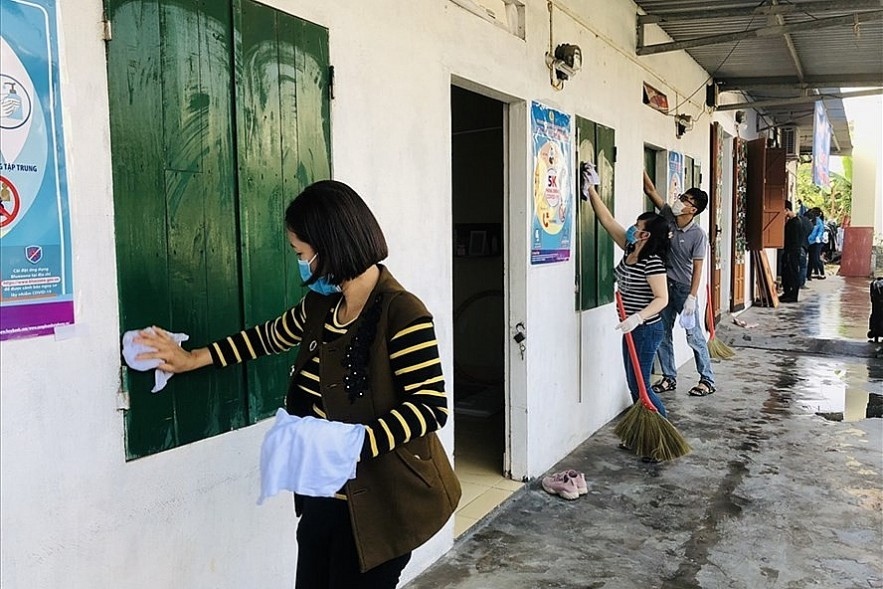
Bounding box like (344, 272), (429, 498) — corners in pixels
(406, 275), (883, 589)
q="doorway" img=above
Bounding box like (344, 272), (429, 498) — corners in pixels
(450, 85), (519, 537)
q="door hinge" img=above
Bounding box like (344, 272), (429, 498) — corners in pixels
(117, 366), (130, 411)
(328, 65), (335, 100)
(102, 19), (112, 42)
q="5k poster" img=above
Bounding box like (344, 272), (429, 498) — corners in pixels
(531, 101), (573, 265)
(0, 0), (75, 340)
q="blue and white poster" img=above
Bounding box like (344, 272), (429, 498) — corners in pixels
(0, 0), (74, 340)
(531, 101), (573, 265)
(812, 100), (831, 189)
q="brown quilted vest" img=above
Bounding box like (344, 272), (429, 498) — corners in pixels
(289, 266), (461, 572)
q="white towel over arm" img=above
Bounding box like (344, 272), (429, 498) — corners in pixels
(258, 409), (366, 504)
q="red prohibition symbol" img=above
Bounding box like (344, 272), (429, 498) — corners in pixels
(0, 175), (21, 228)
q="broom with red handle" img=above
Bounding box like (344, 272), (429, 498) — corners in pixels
(705, 283), (735, 359)
(613, 290), (691, 461)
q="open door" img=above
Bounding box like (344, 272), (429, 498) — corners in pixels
(450, 84), (522, 537)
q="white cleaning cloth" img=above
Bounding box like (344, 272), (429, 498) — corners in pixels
(678, 312), (696, 330)
(258, 409), (366, 505)
(121, 328), (189, 393)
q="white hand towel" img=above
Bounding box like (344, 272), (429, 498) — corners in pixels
(121, 327), (189, 393)
(258, 409), (366, 504)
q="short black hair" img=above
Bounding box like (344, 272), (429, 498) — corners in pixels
(285, 180), (388, 285)
(785, 200), (793, 211)
(636, 211), (670, 264)
(684, 188), (709, 215)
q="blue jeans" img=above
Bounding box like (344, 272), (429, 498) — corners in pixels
(658, 280), (715, 385)
(798, 248), (808, 287)
(621, 320), (667, 417)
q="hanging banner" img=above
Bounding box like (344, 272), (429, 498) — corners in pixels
(667, 150), (684, 203)
(0, 0), (75, 341)
(530, 101), (573, 265)
(812, 101), (831, 189)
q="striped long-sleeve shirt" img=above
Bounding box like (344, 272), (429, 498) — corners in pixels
(208, 296), (448, 460)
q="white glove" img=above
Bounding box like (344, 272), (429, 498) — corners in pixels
(682, 294), (697, 315)
(616, 313), (644, 334)
(580, 162), (599, 200)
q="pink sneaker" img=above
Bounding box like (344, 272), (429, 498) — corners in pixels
(566, 469), (588, 495)
(541, 471), (580, 500)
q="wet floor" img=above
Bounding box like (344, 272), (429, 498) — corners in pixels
(405, 275), (883, 589)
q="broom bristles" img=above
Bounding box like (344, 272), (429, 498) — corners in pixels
(708, 337), (736, 360)
(615, 403), (691, 461)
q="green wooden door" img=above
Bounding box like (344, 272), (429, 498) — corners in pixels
(107, 0), (331, 458)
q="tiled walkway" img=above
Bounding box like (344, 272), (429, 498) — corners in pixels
(453, 413), (523, 537)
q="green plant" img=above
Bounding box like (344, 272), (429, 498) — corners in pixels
(796, 157), (852, 224)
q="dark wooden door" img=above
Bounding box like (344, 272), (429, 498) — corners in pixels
(747, 138), (785, 250)
(709, 123), (723, 320)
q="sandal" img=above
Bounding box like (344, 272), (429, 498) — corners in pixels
(652, 376), (677, 394)
(688, 379), (716, 397)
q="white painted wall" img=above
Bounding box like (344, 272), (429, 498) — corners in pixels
(0, 1), (751, 587)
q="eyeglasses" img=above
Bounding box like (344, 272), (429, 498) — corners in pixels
(678, 194), (696, 207)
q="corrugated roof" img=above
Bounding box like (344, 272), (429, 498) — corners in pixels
(633, 0), (883, 155)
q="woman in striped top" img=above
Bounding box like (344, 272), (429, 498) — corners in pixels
(135, 181), (459, 588)
(582, 163), (670, 416)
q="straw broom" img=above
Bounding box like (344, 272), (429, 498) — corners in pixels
(613, 291), (691, 462)
(705, 283), (735, 360)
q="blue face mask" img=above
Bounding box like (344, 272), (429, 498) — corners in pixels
(625, 225), (648, 245)
(297, 254), (341, 296)
(625, 225), (639, 245)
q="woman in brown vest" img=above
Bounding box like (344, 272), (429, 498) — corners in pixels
(137, 180), (461, 588)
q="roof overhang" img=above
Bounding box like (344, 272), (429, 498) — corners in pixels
(633, 0), (883, 156)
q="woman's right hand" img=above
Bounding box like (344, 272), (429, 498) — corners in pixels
(135, 326), (211, 373)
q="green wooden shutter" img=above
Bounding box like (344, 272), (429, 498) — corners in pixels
(108, 0), (246, 459)
(595, 123), (616, 306)
(108, 0), (331, 458)
(575, 117), (597, 311)
(235, 1), (331, 423)
(643, 147), (657, 212)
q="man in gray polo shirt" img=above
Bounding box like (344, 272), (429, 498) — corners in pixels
(642, 171), (716, 397)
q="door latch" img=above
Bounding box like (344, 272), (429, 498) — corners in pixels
(513, 322), (526, 360)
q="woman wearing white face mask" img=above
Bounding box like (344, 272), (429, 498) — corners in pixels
(135, 180), (460, 588)
(581, 163), (670, 417)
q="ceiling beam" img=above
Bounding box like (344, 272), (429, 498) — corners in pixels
(637, 11), (883, 56)
(716, 88), (883, 111)
(638, 0), (883, 25)
(772, 1), (806, 83)
(718, 73), (883, 89)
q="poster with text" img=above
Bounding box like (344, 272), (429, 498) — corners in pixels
(530, 102), (573, 264)
(0, 0), (75, 341)
(667, 151), (684, 204)
(812, 101), (831, 189)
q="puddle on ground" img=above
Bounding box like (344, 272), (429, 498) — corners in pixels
(788, 357), (883, 421)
